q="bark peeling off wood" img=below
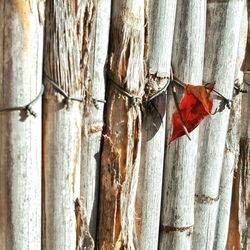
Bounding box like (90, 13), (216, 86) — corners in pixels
(227, 72), (250, 249)
(98, 1), (144, 249)
(75, 198), (95, 250)
(0, 1), (44, 249)
(43, 1), (96, 249)
(193, 1), (244, 249)
(109, 2), (144, 92)
(227, 165), (241, 250)
(80, 0), (111, 241)
(98, 135), (122, 247)
(43, 0), (96, 97)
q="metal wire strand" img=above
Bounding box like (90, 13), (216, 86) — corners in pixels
(0, 84), (44, 117)
(109, 78), (171, 107)
(146, 78), (170, 103)
(172, 76), (236, 103)
(43, 73), (106, 109)
(109, 78), (142, 107)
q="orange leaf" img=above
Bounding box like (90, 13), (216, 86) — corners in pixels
(186, 84), (214, 114)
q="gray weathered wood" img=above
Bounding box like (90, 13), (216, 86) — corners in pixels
(0, 0), (44, 249)
(159, 1), (206, 249)
(148, 0), (177, 76)
(213, 3), (248, 248)
(137, 1), (177, 249)
(193, 1), (244, 249)
(213, 95), (242, 250)
(43, 1), (96, 249)
(80, 0), (111, 240)
(227, 20), (250, 247)
(97, 1), (144, 249)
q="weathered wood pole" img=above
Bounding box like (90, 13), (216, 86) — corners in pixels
(213, 3), (248, 248)
(137, 0), (177, 249)
(193, 1), (244, 249)
(43, 1), (96, 249)
(0, 1), (44, 249)
(159, 1), (206, 249)
(80, 0), (111, 240)
(227, 18), (250, 248)
(97, 1), (144, 249)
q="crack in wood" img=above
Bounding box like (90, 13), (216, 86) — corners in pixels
(74, 198), (95, 250)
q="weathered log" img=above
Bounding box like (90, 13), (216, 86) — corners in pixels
(137, 0), (177, 249)
(43, 1), (96, 249)
(97, 1), (144, 249)
(80, 0), (111, 241)
(214, 3), (248, 248)
(227, 54), (250, 250)
(193, 1), (244, 249)
(0, 1), (44, 249)
(159, 1), (206, 249)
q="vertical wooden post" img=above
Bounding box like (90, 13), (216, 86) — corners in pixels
(227, 4), (250, 246)
(97, 1), (144, 249)
(80, 0), (111, 240)
(193, 1), (244, 249)
(138, 0), (177, 249)
(43, 1), (96, 249)
(214, 3), (248, 248)
(0, 0), (44, 249)
(159, 1), (206, 249)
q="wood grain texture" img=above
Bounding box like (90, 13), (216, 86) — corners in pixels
(159, 1), (206, 249)
(80, 0), (111, 241)
(148, 0), (177, 77)
(227, 14), (250, 247)
(214, 3), (247, 248)
(138, 0), (177, 249)
(193, 1), (244, 249)
(0, 0), (44, 249)
(97, 1), (144, 249)
(43, 1), (96, 249)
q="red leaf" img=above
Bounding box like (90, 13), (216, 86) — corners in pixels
(169, 84), (214, 143)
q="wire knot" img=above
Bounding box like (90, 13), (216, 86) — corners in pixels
(43, 73), (106, 110)
(25, 105), (37, 117)
(129, 96), (142, 107)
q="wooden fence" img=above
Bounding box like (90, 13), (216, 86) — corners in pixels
(0, 0), (249, 250)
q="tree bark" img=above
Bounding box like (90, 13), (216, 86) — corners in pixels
(159, 1), (206, 249)
(80, 0), (111, 241)
(137, 0), (177, 249)
(213, 3), (248, 248)
(0, 1), (44, 249)
(43, 1), (96, 249)
(193, 1), (244, 249)
(97, 1), (144, 249)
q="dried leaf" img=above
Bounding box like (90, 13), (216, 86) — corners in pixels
(169, 84), (214, 143)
